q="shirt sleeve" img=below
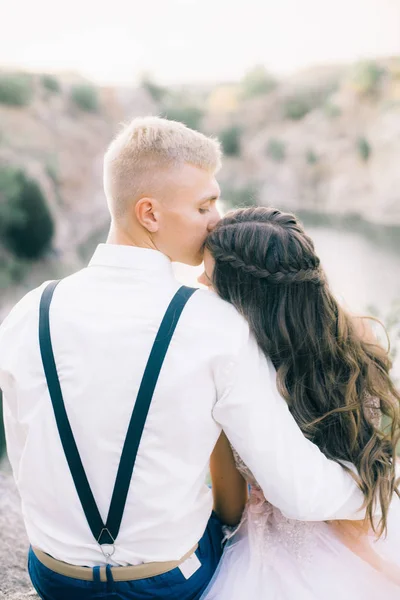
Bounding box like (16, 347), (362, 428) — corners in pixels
(0, 283), (46, 376)
(212, 327), (367, 522)
(0, 311), (24, 479)
(0, 285), (45, 475)
(0, 300), (24, 393)
(1, 388), (26, 479)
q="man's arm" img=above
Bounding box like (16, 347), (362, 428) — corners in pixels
(213, 328), (366, 522)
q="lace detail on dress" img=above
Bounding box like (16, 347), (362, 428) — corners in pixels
(231, 447), (258, 486)
(228, 395), (381, 560)
(231, 446), (317, 565)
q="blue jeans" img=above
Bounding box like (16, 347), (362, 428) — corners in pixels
(28, 514), (223, 600)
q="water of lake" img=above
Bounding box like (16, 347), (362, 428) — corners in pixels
(304, 226), (400, 314)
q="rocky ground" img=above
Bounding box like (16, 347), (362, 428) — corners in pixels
(0, 461), (38, 599)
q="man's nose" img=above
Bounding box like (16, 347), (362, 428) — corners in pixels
(207, 205), (221, 232)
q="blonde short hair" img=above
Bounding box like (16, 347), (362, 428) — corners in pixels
(103, 116), (222, 219)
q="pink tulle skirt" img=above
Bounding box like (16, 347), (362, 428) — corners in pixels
(201, 495), (400, 600)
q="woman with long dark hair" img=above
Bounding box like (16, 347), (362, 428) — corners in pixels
(200, 206), (400, 599)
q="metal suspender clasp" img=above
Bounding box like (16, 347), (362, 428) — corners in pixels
(97, 528), (116, 561)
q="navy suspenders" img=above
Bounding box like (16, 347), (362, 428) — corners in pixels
(39, 280), (197, 554)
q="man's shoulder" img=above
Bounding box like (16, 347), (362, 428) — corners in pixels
(0, 281), (49, 334)
(0, 281), (52, 372)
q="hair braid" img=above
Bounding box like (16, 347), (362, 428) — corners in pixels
(207, 210), (324, 286)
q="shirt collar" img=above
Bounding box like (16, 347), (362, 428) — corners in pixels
(88, 244), (173, 272)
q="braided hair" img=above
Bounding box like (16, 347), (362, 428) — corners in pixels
(206, 206), (400, 536)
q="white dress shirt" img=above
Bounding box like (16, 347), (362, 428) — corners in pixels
(0, 244), (366, 567)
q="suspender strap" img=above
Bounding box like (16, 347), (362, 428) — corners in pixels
(105, 284), (196, 542)
(39, 281), (197, 547)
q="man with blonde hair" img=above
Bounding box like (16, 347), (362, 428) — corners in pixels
(0, 117), (366, 599)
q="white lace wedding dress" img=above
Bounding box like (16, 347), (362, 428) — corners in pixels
(201, 450), (400, 600)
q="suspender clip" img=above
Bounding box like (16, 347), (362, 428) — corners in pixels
(97, 528), (116, 561)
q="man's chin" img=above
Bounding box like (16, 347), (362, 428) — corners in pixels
(192, 251), (205, 267)
(191, 256), (204, 267)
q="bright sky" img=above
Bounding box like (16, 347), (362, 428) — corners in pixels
(0, 0), (399, 84)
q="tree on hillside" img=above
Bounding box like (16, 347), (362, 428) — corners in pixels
(0, 167), (55, 259)
(241, 65), (277, 99)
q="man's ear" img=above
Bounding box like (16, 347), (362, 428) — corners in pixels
(134, 197), (160, 233)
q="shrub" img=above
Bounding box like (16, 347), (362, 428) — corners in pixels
(306, 149), (319, 165)
(219, 126), (241, 156)
(41, 74), (61, 93)
(357, 136), (371, 162)
(324, 102), (342, 118)
(141, 75), (166, 103)
(0, 263), (12, 289)
(163, 105), (204, 131)
(351, 61), (385, 96)
(71, 84), (99, 112)
(46, 158), (63, 205)
(283, 96), (311, 120)
(284, 81), (338, 121)
(241, 65), (277, 99)
(0, 167), (26, 227)
(266, 138), (286, 162)
(46, 157), (59, 185)
(0, 73), (33, 106)
(0, 252), (26, 289)
(0, 166), (55, 259)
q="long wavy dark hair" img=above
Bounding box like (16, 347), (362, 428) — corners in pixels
(206, 206), (400, 536)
